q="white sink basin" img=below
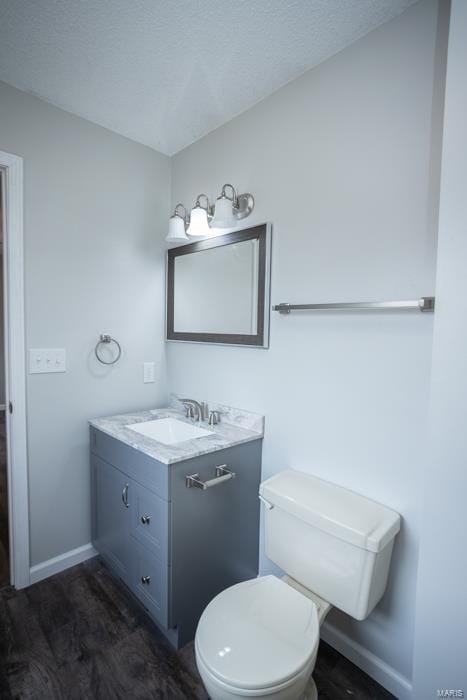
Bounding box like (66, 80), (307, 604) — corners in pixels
(126, 417), (213, 445)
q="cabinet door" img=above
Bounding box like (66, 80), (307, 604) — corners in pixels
(91, 455), (133, 584)
(170, 440), (262, 646)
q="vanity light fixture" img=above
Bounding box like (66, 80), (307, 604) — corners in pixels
(187, 194), (213, 237)
(166, 184), (255, 242)
(210, 183), (255, 229)
(166, 203), (189, 242)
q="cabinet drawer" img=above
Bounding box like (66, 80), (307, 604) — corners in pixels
(90, 427), (169, 499)
(130, 540), (169, 628)
(130, 481), (170, 564)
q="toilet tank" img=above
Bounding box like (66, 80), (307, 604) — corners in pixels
(259, 470), (400, 620)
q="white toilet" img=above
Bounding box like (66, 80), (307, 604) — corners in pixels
(195, 469), (400, 700)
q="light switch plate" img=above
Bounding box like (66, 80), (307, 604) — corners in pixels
(143, 362), (155, 383)
(29, 348), (66, 374)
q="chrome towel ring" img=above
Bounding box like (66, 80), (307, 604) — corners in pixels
(95, 334), (122, 365)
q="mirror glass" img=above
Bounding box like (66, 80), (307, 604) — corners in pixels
(173, 239), (259, 335)
(166, 224), (270, 347)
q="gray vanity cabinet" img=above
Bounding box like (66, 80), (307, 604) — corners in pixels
(90, 426), (262, 649)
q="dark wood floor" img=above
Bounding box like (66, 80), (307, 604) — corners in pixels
(0, 558), (395, 699)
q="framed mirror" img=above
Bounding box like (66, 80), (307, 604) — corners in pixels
(166, 223), (271, 347)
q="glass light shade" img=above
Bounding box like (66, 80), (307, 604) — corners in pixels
(166, 214), (188, 242)
(187, 205), (211, 237)
(210, 195), (237, 228)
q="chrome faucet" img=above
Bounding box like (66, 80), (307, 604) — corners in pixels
(180, 398), (208, 422)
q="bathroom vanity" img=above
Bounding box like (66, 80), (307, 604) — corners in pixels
(90, 401), (263, 648)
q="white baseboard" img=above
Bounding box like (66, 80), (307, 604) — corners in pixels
(321, 620), (413, 700)
(29, 543), (98, 585)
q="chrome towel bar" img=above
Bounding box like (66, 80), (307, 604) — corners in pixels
(273, 297), (435, 314)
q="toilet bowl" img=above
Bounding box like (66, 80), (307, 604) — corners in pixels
(195, 575), (320, 700)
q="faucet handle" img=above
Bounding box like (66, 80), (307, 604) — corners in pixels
(208, 410), (220, 426)
(184, 404), (194, 419)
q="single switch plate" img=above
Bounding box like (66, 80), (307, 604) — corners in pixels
(143, 362), (155, 383)
(29, 348), (66, 374)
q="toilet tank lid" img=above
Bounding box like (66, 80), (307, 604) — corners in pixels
(259, 470), (400, 553)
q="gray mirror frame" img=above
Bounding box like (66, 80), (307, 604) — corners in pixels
(166, 223), (271, 347)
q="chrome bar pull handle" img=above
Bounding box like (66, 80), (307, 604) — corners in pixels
(185, 465), (235, 490)
(121, 483), (129, 508)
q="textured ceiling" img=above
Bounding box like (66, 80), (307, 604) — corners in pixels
(0, 0), (418, 155)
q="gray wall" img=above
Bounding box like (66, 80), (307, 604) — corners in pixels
(0, 182), (4, 406)
(0, 80), (170, 565)
(169, 0), (445, 690)
(0, 256), (4, 406)
(413, 1), (467, 695)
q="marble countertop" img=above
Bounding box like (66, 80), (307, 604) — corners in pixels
(89, 400), (264, 465)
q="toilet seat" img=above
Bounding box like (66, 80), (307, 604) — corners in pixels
(195, 648), (315, 698)
(195, 575), (320, 693)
